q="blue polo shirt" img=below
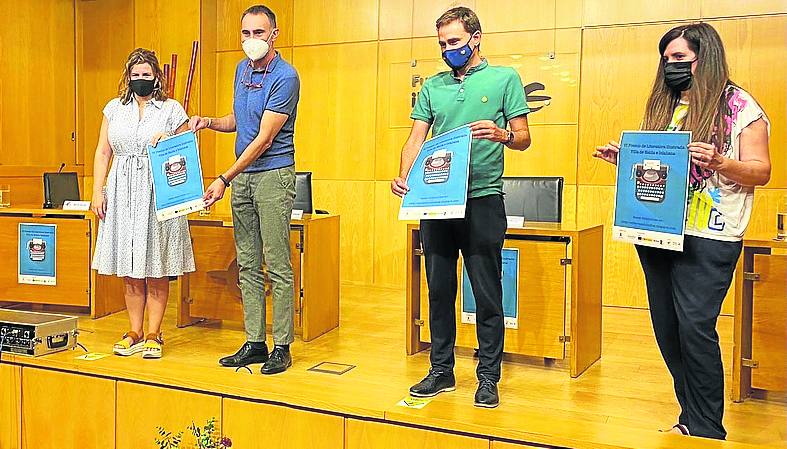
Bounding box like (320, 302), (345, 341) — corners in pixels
(233, 51), (300, 172)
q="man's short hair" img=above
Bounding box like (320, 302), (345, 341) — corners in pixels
(242, 5), (277, 28)
(435, 7), (481, 34)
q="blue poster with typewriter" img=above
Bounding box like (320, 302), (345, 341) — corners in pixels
(148, 131), (205, 221)
(613, 131), (691, 251)
(460, 248), (519, 329)
(18, 223), (56, 285)
(398, 125), (472, 220)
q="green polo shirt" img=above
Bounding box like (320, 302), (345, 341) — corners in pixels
(411, 59), (529, 198)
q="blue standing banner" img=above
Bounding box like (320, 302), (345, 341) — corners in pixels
(461, 248), (519, 329)
(613, 130), (692, 251)
(148, 131), (205, 221)
(18, 223), (57, 285)
(399, 125), (472, 220)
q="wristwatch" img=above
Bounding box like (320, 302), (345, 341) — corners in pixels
(218, 174), (231, 187)
(505, 130), (515, 145)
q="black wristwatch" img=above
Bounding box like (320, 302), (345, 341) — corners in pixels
(218, 174), (231, 187)
(505, 130), (515, 145)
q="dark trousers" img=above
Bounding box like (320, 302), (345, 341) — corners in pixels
(421, 194), (507, 382)
(636, 235), (742, 440)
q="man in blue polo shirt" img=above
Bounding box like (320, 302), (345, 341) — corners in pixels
(190, 4), (299, 375)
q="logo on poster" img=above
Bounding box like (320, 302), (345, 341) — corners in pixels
(633, 160), (669, 202)
(423, 149), (453, 184)
(28, 238), (46, 262)
(163, 155), (187, 186)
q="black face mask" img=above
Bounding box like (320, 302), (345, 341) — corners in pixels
(663, 59), (696, 92)
(129, 78), (155, 97)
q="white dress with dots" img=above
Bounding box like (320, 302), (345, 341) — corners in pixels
(91, 97), (196, 279)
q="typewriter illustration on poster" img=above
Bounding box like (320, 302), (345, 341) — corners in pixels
(28, 238), (46, 262)
(163, 155), (187, 187)
(633, 159), (669, 202)
(423, 149), (453, 184)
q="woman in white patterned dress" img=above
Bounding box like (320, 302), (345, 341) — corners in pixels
(91, 48), (195, 359)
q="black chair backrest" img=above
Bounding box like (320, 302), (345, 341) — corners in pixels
(502, 176), (563, 222)
(294, 171), (313, 213)
(43, 172), (80, 208)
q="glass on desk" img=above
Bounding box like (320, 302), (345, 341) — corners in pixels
(777, 197), (787, 240)
(0, 184), (10, 208)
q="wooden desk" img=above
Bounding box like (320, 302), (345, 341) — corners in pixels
(0, 205), (125, 318)
(177, 213), (340, 342)
(732, 234), (787, 402)
(406, 222), (604, 378)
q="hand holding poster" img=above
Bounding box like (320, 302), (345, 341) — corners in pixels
(613, 131), (691, 251)
(398, 125), (472, 220)
(148, 131), (205, 222)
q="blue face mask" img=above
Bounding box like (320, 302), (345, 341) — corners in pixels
(442, 36), (476, 70)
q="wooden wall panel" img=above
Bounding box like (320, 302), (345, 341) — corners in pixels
(478, 0), (582, 33)
(373, 181), (410, 287)
(375, 39), (412, 180)
(711, 16), (787, 189)
(116, 381), (221, 449)
(746, 188), (787, 237)
(0, 364), (21, 449)
(379, 0), (412, 40)
(578, 23), (686, 186)
(346, 418), (488, 449)
(76, 0), (135, 174)
(701, 0), (787, 18)
(293, 42), (378, 180)
(223, 398), (344, 449)
(292, 0), (378, 45)
(412, 1), (476, 38)
(482, 28), (581, 126)
(217, 0), (294, 51)
(504, 125), (578, 183)
(0, 0), (76, 167)
(583, 0), (700, 26)
(21, 367), (115, 449)
(134, 0), (202, 115)
(313, 180), (375, 285)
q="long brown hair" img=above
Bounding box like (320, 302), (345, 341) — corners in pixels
(118, 48), (168, 104)
(642, 23), (734, 144)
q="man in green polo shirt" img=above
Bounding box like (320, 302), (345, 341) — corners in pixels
(391, 7), (531, 408)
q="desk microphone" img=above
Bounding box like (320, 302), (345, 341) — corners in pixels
(57, 163), (66, 173)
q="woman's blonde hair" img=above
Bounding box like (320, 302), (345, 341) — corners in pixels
(118, 48), (168, 104)
(642, 23), (735, 144)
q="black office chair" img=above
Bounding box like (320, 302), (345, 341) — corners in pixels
(501, 176), (563, 222)
(294, 171), (328, 214)
(43, 172), (80, 209)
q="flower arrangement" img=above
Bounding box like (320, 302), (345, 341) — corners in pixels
(155, 417), (232, 449)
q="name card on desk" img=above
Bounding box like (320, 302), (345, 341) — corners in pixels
(506, 215), (525, 228)
(63, 201), (91, 211)
(291, 209), (304, 220)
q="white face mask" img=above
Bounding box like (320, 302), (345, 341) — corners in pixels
(242, 37), (270, 61)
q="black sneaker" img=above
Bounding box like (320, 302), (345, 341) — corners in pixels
(409, 369), (456, 398)
(219, 342), (269, 367)
(261, 346), (292, 375)
(474, 378), (499, 408)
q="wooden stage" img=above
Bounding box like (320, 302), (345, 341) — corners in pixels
(1, 285), (785, 449)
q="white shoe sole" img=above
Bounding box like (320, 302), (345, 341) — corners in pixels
(142, 350), (162, 359)
(113, 343), (144, 356)
(473, 401), (499, 408)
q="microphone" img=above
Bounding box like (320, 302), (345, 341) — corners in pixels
(57, 163), (66, 173)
